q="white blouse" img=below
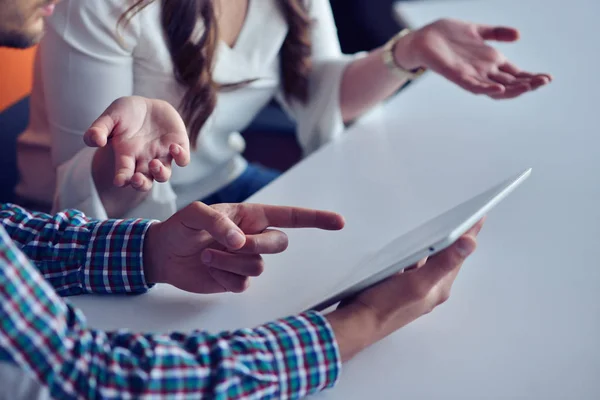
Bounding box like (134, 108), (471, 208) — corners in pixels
(18, 0), (358, 221)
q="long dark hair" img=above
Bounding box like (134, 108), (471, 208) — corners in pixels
(119, 0), (312, 148)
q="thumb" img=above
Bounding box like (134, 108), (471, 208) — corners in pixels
(177, 202), (246, 250)
(476, 25), (519, 42)
(84, 114), (118, 148)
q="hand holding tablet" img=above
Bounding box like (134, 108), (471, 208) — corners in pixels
(309, 168), (532, 312)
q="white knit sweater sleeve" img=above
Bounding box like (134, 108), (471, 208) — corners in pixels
(276, 0), (365, 155)
(43, 0), (177, 220)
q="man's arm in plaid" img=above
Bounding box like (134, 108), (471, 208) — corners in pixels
(0, 203), (153, 296)
(0, 225), (341, 399)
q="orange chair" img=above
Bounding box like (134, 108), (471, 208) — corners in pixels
(0, 47), (36, 111)
(0, 47), (37, 205)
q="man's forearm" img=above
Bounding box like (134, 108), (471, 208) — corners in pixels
(326, 303), (379, 362)
(0, 230), (340, 399)
(0, 203), (153, 296)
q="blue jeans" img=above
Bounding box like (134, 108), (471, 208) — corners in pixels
(200, 164), (281, 204)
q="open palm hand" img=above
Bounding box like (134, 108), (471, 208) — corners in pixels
(84, 96), (191, 191)
(400, 19), (552, 99)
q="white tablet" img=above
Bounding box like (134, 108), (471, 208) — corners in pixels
(307, 168), (532, 312)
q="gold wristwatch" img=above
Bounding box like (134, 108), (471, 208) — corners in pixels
(382, 29), (426, 80)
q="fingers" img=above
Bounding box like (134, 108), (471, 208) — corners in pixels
(485, 72), (544, 100)
(180, 202), (246, 250)
(488, 70), (538, 98)
(465, 217), (486, 237)
(419, 235), (477, 280)
(84, 115), (117, 148)
(403, 218), (484, 274)
(452, 74), (505, 95)
(130, 172), (153, 192)
(498, 63), (552, 91)
(114, 154), (136, 187)
(149, 159), (172, 183)
(115, 158), (171, 189)
(235, 229), (289, 254)
(412, 235), (477, 304)
(202, 250), (265, 277)
(492, 83), (531, 100)
(170, 144), (190, 167)
(476, 25), (519, 42)
(404, 256), (428, 273)
(530, 75), (551, 90)
(488, 71), (519, 86)
(207, 268), (250, 293)
(455, 66), (550, 99)
(499, 63), (552, 81)
(242, 204), (346, 230)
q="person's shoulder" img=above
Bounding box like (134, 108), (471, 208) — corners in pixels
(49, 0), (160, 33)
(53, 0), (141, 18)
(47, 0), (162, 51)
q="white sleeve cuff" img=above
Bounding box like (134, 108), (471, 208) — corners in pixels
(53, 147), (178, 221)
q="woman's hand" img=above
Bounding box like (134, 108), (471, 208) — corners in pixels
(395, 19), (552, 99)
(85, 96), (191, 192)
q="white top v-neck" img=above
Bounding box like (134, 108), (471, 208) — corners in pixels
(18, 0), (358, 220)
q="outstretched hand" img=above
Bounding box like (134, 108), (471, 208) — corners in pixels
(84, 96), (191, 192)
(396, 19), (552, 99)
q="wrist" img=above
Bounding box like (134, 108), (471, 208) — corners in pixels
(325, 302), (380, 362)
(391, 29), (425, 72)
(143, 222), (164, 284)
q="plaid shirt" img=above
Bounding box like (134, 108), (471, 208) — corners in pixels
(0, 204), (341, 399)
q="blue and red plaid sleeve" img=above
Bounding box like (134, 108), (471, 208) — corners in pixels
(0, 203), (153, 296)
(0, 225), (341, 399)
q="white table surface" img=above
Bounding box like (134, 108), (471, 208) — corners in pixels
(71, 0), (600, 398)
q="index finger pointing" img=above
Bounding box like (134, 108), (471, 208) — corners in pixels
(253, 205), (345, 230)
